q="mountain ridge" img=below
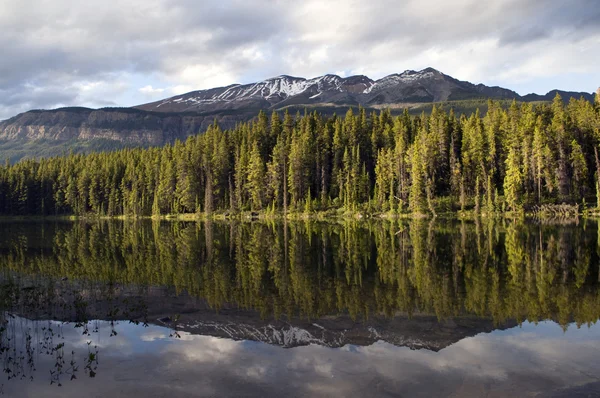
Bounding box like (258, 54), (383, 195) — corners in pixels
(134, 67), (593, 114)
(0, 67), (594, 162)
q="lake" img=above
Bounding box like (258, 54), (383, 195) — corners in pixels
(1, 219), (600, 397)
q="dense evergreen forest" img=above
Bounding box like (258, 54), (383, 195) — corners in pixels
(1, 94), (599, 217)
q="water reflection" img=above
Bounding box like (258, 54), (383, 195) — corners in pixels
(2, 317), (600, 397)
(1, 219), (599, 325)
(1, 219), (600, 396)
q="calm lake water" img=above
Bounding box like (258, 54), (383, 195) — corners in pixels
(1, 219), (600, 397)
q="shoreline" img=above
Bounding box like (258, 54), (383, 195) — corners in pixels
(0, 208), (596, 222)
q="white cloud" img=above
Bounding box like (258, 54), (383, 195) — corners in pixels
(0, 0), (599, 119)
(139, 85), (165, 95)
(169, 85), (195, 95)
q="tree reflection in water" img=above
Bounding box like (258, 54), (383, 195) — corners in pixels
(1, 218), (599, 388)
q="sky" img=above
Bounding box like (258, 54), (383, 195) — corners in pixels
(0, 0), (599, 120)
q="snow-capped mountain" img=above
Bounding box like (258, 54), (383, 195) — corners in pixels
(135, 67), (525, 113)
(1, 67), (594, 162)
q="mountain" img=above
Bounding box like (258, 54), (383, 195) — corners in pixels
(135, 67), (524, 113)
(0, 107), (256, 162)
(160, 307), (518, 351)
(522, 89), (595, 102)
(0, 67), (594, 162)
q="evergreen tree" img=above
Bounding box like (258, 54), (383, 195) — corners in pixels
(1, 98), (599, 217)
(504, 147), (522, 211)
(570, 139), (588, 197)
(409, 141), (426, 214)
(247, 141), (265, 211)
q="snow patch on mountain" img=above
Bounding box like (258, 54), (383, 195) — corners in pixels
(176, 319), (445, 350)
(155, 69), (438, 109)
(155, 74), (351, 109)
(363, 70), (437, 94)
(183, 320), (333, 347)
(136, 66), (538, 113)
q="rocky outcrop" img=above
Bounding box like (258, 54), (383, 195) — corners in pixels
(0, 107), (247, 144)
(0, 106), (256, 161)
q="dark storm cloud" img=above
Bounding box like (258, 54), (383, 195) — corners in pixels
(0, 85), (76, 121)
(0, 0), (598, 119)
(0, 79), (123, 121)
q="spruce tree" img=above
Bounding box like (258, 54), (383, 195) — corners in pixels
(570, 139), (588, 198)
(504, 147), (522, 211)
(247, 141), (265, 211)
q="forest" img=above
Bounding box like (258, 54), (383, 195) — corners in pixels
(0, 93), (599, 217)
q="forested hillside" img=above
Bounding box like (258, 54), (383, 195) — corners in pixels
(0, 94), (599, 217)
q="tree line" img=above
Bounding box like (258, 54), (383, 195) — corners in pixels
(1, 93), (599, 216)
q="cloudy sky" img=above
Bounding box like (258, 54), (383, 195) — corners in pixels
(0, 0), (599, 119)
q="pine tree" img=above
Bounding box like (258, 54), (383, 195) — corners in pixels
(409, 141), (426, 214)
(551, 94), (570, 199)
(570, 139), (588, 198)
(247, 141), (265, 211)
(504, 147), (522, 211)
(474, 175), (481, 213)
(156, 150), (176, 214)
(374, 148), (395, 211)
(394, 117), (409, 208)
(531, 120), (545, 202)
(485, 174), (494, 214)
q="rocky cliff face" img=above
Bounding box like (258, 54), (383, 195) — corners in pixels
(0, 107), (246, 144)
(0, 107), (253, 161)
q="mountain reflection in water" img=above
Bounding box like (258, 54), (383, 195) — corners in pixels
(1, 218), (600, 397)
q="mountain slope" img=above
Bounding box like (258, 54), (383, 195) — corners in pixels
(136, 68), (529, 113)
(0, 107), (255, 162)
(522, 89), (595, 102)
(0, 67), (594, 162)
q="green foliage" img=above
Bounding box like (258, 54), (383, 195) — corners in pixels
(504, 147), (523, 211)
(1, 96), (599, 217)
